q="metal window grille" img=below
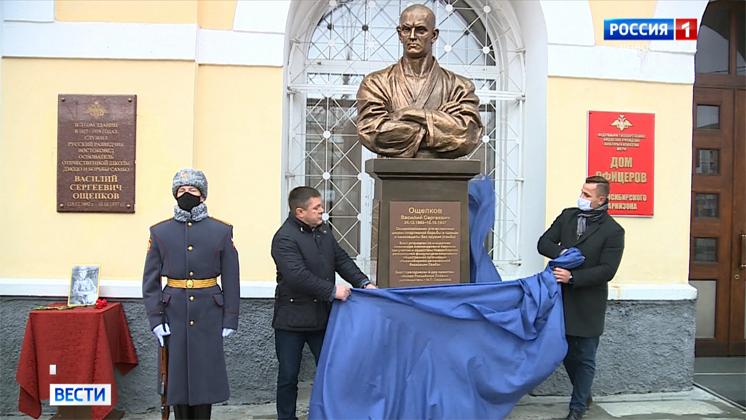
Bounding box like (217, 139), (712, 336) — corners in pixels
(286, 0), (525, 276)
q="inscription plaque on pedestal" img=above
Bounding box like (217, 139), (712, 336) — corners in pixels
(57, 95), (137, 213)
(389, 201), (461, 287)
(367, 158), (479, 288)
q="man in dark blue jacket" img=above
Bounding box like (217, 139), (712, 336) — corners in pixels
(271, 186), (375, 420)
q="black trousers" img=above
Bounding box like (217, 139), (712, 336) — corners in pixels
(173, 404), (211, 420)
(275, 329), (325, 420)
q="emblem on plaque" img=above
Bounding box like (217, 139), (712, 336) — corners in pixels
(611, 114), (633, 131)
(84, 101), (108, 118)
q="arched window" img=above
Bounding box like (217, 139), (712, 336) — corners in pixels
(285, 0), (524, 278)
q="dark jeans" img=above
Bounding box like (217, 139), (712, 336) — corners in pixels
(275, 328), (325, 420)
(173, 404), (211, 420)
(564, 335), (600, 413)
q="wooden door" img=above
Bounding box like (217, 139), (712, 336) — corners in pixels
(690, 0), (746, 357)
(690, 88), (735, 356)
(728, 89), (745, 356)
(690, 87), (746, 356)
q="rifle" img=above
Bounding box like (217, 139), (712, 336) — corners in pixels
(159, 301), (170, 420)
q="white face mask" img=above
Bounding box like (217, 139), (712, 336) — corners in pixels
(577, 197), (593, 211)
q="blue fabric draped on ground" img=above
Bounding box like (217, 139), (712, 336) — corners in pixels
(308, 249), (585, 420)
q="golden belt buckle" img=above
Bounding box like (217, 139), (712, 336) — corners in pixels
(186, 279), (194, 289)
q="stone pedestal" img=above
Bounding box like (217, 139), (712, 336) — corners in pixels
(366, 158), (480, 288)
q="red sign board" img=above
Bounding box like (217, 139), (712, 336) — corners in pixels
(588, 111), (654, 216)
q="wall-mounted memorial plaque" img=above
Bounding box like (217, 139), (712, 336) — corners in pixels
(57, 95), (137, 213)
(389, 201), (461, 288)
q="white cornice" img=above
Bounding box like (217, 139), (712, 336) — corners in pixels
(2, 2), (700, 83)
(2, 21), (284, 67)
(196, 28), (283, 67)
(547, 44), (695, 85)
(539, 0), (594, 47)
(3, 21), (198, 61)
(3, 0), (55, 23)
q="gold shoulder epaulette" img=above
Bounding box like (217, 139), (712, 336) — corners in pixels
(151, 218), (171, 227)
(211, 217), (232, 226)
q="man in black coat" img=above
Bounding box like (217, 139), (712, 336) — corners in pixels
(271, 186), (375, 420)
(142, 169), (240, 420)
(538, 176), (625, 420)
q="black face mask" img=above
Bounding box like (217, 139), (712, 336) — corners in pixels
(177, 192), (201, 212)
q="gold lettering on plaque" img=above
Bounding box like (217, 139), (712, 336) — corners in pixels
(390, 201), (461, 287)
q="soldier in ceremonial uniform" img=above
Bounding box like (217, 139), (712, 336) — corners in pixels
(142, 168), (240, 420)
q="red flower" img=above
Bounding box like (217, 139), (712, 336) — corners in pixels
(95, 298), (108, 309)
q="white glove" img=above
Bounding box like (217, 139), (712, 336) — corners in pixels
(152, 324), (171, 347)
(222, 328), (235, 338)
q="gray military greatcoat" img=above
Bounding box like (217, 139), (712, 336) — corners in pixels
(142, 217), (240, 406)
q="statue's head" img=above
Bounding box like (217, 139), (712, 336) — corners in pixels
(397, 4), (439, 59)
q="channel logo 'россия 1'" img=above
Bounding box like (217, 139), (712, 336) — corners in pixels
(604, 19), (698, 41)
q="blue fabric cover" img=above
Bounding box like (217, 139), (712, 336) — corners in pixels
(468, 175), (502, 283)
(308, 249), (585, 420)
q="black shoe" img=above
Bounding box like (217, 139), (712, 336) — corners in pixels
(587, 396), (593, 408)
(565, 410), (585, 420)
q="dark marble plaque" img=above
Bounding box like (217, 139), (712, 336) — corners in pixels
(389, 201), (461, 287)
(57, 95), (137, 213)
(366, 158), (479, 288)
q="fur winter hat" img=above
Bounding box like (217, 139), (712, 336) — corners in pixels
(172, 168), (208, 199)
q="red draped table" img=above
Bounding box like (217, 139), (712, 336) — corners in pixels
(16, 302), (139, 420)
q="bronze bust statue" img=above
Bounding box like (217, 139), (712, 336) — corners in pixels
(356, 4), (484, 159)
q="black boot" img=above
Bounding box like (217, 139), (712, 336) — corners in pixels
(565, 410), (585, 420)
(173, 405), (190, 420)
(193, 404), (212, 420)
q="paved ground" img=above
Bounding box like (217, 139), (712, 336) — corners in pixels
(694, 356), (745, 408)
(5, 381), (743, 419)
